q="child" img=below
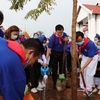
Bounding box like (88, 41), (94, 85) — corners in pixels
(92, 41), (100, 95)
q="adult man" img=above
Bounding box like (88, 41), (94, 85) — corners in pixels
(46, 24), (69, 89)
(0, 37), (44, 100)
(76, 31), (98, 95)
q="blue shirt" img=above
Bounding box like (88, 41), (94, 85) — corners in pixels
(48, 32), (67, 52)
(0, 37), (26, 100)
(81, 40), (98, 57)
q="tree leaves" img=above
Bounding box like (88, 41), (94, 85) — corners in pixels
(9, 0), (56, 20)
(9, 0), (31, 11)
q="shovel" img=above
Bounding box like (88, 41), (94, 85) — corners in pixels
(77, 56), (95, 100)
(56, 41), (67, 91)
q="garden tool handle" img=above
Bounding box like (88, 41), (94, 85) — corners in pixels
(62, 41), (67, 73)
(77, 55), (86, 88)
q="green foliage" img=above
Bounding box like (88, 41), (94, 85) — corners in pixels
(9, 0), (56, 20)
(25, 0), (56, 20)
(9, 0), (31, 11)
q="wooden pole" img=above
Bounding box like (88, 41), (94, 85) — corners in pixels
(71, 0), (77, 100)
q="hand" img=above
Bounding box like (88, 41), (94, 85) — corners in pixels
(63, 36), (68, 42)
(42, 62), (47, 67)
(80, 67), (84, 74)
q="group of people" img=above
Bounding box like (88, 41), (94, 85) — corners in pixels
(0, 10), (71, 100)
(0, 9), (100, 100)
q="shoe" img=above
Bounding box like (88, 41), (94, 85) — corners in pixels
(98, 90), (100, 95)
(92, 88), (98, 93)
(66, 84), (70, 88)
(83, 91), (92, 96)
(31, 88), (38, 93)
(38, 82), (44, 88)
(36, 87), (43, 91)
(77, 87), (83, 91)
(97, 86), (100, 89)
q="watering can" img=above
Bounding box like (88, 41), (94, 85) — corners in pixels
(40, 66), (49, 76)
(40, 66), (49, 84)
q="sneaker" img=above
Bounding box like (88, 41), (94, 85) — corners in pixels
(97, 86), (100, 89)
(31, 88), (38, 93)
(38, 82), (44, 88)
(36, 87), (43, 91)
(77, 87), (83, 91)
(92, 88), (98, 93)
(98, 90), (100, 95)
(83, 91), (92, 96)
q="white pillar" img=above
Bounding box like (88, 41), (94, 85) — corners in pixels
(79, 24), (83, 32)
(88, 14), (91, 39)
(96, 15), (100, 34)
(76, 23), (80, 31)
(88, 14), (95, 41)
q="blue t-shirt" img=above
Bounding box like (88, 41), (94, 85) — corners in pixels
(0, 37), (26, 100)
(81, 40), (98, 57)
(48, 32), (67, 52)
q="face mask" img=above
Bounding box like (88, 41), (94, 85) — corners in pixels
(24, 53), (33, 68)
(76, 41), (84, 46)
(11, 34), (18, 40)
(94, 40), (98, 44)
(43, 43), (46, 47)
(19, 32), (23, 36)
(97, 46), (100, 50)
(34, 36), (38, 39)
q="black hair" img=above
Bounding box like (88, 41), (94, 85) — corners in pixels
(76, 31), (84, 39)
(0, 11), (4, 25)
(21, 38), (44, 57)
(55, 24), (64, 31)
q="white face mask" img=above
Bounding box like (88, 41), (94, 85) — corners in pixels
(11, 34), (18, 40)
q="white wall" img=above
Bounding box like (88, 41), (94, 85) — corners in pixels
(96, 15), (100, 34)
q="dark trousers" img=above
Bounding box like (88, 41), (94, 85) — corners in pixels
(51, 50), (65, 86)
(24, 67), (30, 84)
(29, 62), (41, 88)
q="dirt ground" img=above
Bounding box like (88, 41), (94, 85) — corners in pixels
(0, 75), (100, 100)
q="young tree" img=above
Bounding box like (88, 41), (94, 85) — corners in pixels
(71, 0), (77, 100)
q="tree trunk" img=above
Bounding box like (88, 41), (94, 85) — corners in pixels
(71, 0), (77, 100)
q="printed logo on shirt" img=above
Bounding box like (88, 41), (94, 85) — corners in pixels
(85, 49), (87, 52)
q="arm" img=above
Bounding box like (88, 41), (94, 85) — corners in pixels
(46, 48), (51, 60)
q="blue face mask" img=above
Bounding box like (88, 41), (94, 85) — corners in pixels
(97, 46), (100, 50)
(34, 36), (38, 39)
(24, 53), (33, 68)
(76, 41), (84, 46)
(24, 61), (28, 68)
(43, 43), (46, 47)
(94, 40), (98, 44)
